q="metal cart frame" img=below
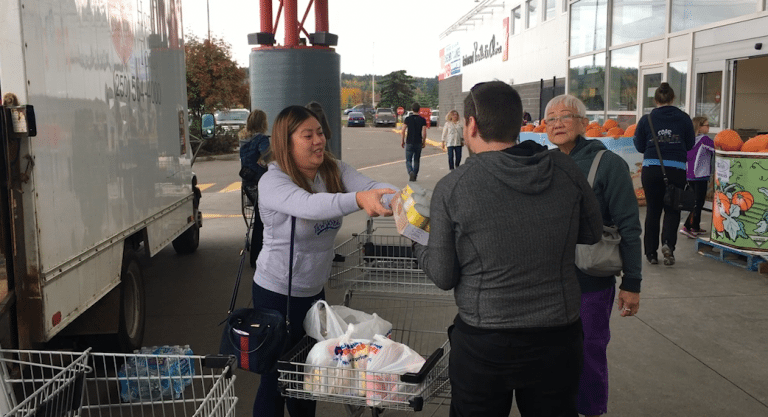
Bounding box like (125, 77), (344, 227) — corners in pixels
(278, 218), (454, 415)
(1, 349), (237, 417)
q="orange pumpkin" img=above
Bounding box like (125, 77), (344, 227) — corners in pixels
(714, 129), (743, 151)
(623, 124), (637, 137)
(587, 122), (601, 131)
(607, 127), (624, 137)
(712, 192), (730, 233)
(731, 191), (754, 212)
(521, 125), (535, 132)
(741, 134), (768, 152)
(603, 119), (618, 131)
(585, 128), (604, 137)
(533, 125), (547, 133)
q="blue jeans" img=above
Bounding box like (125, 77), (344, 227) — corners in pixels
(252, 283), (324, 417)
(405, 143), (423, 176)
(447, 146), (462, 169)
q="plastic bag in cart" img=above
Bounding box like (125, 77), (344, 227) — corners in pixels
(118, 345), (195, 402)
(304, 324), (370, 396)
(365, 334), (426, 407)
(304, 300), (392, 341)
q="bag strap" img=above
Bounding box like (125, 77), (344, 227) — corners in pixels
(647, 115), (670, 186)
(587, 150), (606, 188)
(286, 216), (296, 335)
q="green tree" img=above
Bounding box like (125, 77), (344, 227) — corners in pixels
(378, 70), (415, 110)
(185, 35), (249, 120)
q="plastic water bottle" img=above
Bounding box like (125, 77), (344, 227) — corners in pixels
(119, 345), (195, 402)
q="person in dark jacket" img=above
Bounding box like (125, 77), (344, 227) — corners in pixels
(239, 109), (271, 267)
(546, 94), (642, 417)
(414, 81), (603, 417)
(633, 83), (695, 265)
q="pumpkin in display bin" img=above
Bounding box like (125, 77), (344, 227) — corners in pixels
(740, 134), (768, 152)
(603, 119), (618, 131)
(585, 128), (604, 138)
(714, 129), (743, 151)
(521, 125), (535, 132)
(623, 124), (636, 137)
(607, 127), (624, 137)
(533, 125), (547, 133)
(587, 121), (601, 131)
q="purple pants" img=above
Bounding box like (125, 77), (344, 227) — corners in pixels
(577, 285), (615, 416)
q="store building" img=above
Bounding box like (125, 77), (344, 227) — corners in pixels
(438, 0), (768, 137)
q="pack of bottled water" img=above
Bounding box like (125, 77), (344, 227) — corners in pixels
(118, 345), (195, 402)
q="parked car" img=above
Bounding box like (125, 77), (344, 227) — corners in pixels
(346, 104), (375, 116)
(430, 110), (439, 127)
(374, 108), (396, 127)
(347, 111), (366, 127)
(214, 108), (250, 131)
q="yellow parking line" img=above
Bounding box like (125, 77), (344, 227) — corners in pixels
(203, 213), (242, 219)
(198, 183), (214, 192)
(390, 127), (443, 149)
(220, 182), (241, 193)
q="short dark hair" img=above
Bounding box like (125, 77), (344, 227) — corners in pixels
(411, 102), (420, 112)
(463, 81), (522, 143)
(655, 82), (675, 105)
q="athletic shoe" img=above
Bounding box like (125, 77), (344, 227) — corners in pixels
(679, 227), (697, 239)
(647, 254), (658, 265)
(409, 172), (416, 182)
(662, 244), (675, 266)
(692, 228), (708, 235)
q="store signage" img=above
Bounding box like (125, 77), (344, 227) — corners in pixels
(462, 35), (504, 67)
(439, 42), (462, 81)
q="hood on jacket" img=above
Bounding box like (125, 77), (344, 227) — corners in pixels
(568, 136), (608, 163)
(467, 140), (554, 195)
(650, 105), (689, 123)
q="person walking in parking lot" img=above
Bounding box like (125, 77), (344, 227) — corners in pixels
(401, 102), (427, 181)
(441, 110), (464, 170)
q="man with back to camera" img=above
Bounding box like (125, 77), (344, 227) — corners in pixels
(413, 81), (603, 417)
(401, 102), (427, 181)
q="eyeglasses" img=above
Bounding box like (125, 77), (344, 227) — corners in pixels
(469, 83), (484, 121)
(702, 124), (710, 127)
(545, 114), (583, 125)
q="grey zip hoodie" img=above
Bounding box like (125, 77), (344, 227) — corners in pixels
(255, 161), (397, 297)
(414, 140), (603, 329)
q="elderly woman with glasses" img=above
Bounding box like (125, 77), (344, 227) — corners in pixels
(544, 94), (643, 417)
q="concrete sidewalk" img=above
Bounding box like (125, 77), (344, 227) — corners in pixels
(324, 146), (768, 416)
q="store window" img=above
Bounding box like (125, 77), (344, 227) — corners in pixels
(608, 46), (639, 112)
(611, 0), (665, 46)
(527, 0), (539, 29)
(671, 0), (758, 33)
(569, 53), (606, 111)
(696, 71), (723, 128)
(668, 61), (688, 110)
(570, 0), (607, 56)
(642, 72), (662, 115)
(513, 7), (522, 35)
(544, 0), (556, 21)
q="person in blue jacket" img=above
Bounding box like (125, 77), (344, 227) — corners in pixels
(633, 83), (695, 266)
(239, 109), (272, 267)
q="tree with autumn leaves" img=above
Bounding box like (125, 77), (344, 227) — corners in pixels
(185, 35), (249, 120)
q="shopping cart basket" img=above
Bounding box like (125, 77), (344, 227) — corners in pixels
(1, 349), (237, 417)
(277, 284), (455, 415)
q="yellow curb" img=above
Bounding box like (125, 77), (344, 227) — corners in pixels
(391, 128), (443, 149)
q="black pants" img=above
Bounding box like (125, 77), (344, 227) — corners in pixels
(641, 165), (687, 254)
(448, 320), (583, 417)
(683, 179), (709, 231)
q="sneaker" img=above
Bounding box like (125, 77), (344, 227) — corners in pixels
(662, 244), (675, 266)
(647, 254), (658, 265)
(409, 172), (416, 182)
(692, 228), (708, 236)
(679, 227), (696, 239)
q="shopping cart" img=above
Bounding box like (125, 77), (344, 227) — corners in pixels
(1, 348), (237, 417)
(279, 219), (455, 415)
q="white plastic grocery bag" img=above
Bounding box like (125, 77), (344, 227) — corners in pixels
(365, 334), (426, 406)
(303, 324), (370, 396)
(304, 301), (392, 341)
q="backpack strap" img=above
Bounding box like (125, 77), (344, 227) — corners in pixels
(587, 150), (607, 188)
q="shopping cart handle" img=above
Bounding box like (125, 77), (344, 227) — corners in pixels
(400, 347), (443, 384)
(204, 354), (237, 378)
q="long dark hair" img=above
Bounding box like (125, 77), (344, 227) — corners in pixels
(268, 106), (344, 193)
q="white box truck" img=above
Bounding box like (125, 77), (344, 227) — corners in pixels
(0, 0), (201, 350)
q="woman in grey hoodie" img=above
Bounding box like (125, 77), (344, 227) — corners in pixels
(251, 105), (397, 417)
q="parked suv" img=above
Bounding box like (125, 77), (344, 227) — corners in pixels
(374, 108), (396, 127)
(214, 108), (250, 131)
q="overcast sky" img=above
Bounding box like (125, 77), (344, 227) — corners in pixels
(180, 0), (477, 78)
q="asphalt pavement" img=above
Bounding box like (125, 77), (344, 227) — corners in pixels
(144, 128), (768, 416)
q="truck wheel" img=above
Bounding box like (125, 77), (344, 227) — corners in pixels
(172, 221), (200, 254)
(118, 254), (145, 352)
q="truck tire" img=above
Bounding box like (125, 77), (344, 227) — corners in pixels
(118, 254), (145, 352)
(172, 220), (200, 254)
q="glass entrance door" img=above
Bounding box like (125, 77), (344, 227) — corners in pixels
(640, 67), (663, 115)
(693, 61), (725, 130)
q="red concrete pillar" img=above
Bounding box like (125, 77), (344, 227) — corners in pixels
(315, 0), (328, 32)
(284, 0), (298, 46)
(260, 0), (272, 33)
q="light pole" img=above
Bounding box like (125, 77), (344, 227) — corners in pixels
(371, 42), (375, 109)
(207, 0), (211, 40)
